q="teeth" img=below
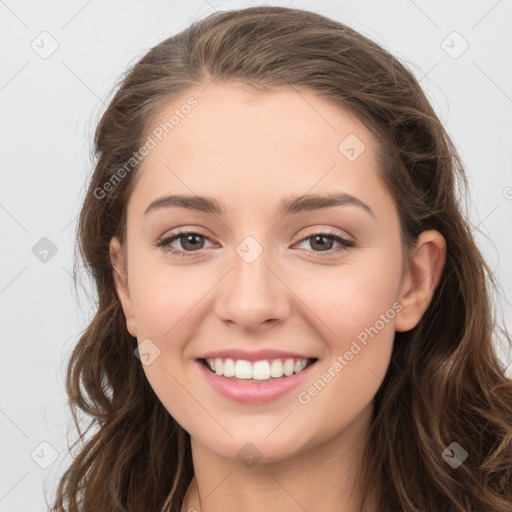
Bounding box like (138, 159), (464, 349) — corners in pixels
(283, 359), (295, 376)
(294, 359), (307, 373)
(270, 359), (284, 377)
(234, 359), (252, 379)
(205, 357), (312, 380)
(252, 360), (270, 380)
(223, 358), (235, 377)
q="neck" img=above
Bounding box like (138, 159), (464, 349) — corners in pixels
(181, 402), (376, 512)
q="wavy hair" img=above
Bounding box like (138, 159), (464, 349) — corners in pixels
(51, 6), (512, 511)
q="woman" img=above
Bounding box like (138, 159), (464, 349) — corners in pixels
(52, 6), (512, 511)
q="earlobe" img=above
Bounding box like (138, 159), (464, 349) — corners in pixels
(395, 230), (447, 333)
(110, 237), (138, 338)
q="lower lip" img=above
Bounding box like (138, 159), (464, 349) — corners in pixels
(196, 359), (317, 404)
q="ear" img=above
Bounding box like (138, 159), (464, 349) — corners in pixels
(110, 237), (137, 338)
(395, 230), (447, 332)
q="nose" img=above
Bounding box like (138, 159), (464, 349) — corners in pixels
(213, 241), (291, 331)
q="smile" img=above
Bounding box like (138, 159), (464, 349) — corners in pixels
(197, 357), (318, 403)
(203, 357), (317, 381)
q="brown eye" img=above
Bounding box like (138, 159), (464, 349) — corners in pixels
(178, 233), (206, 251)
(156, 230), (214, 256)
(295, 231), (355, 255)
(309, 234), (336, 251)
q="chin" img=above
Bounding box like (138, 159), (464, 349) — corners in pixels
(189, 422), (315, 466)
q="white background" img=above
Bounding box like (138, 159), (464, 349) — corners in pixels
(1, 1), (511, 510)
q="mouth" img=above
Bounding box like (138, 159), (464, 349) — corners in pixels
(198, 357), (318, 383)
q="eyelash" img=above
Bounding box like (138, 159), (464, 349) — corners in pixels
(155, 228), (355, 258)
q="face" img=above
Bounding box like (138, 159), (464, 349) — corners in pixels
(110, 82), (439, 464)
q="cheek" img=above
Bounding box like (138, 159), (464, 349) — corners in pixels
(130, 259), (214, 340)
(291, 255), (400, 434)
(128, 263), (218, 408)
(295, 251), (401, 345)
(130, 270), (202, 420)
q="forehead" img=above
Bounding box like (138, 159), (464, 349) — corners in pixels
(127, 83), (390, 219)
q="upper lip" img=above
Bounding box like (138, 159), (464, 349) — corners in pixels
(198, 348), (317, 362)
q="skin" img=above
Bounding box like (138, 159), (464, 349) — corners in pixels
(110, 82), (446, 512)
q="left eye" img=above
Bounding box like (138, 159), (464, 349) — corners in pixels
(295, 232), (355, 253)
(156, 230), (355, 256)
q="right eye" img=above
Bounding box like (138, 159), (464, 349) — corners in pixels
(156, 229), (215, 256)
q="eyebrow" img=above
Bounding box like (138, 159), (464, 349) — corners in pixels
(144, 191), (375, 219)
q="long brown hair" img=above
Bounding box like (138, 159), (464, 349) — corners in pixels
(51, 6), (512, 511)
